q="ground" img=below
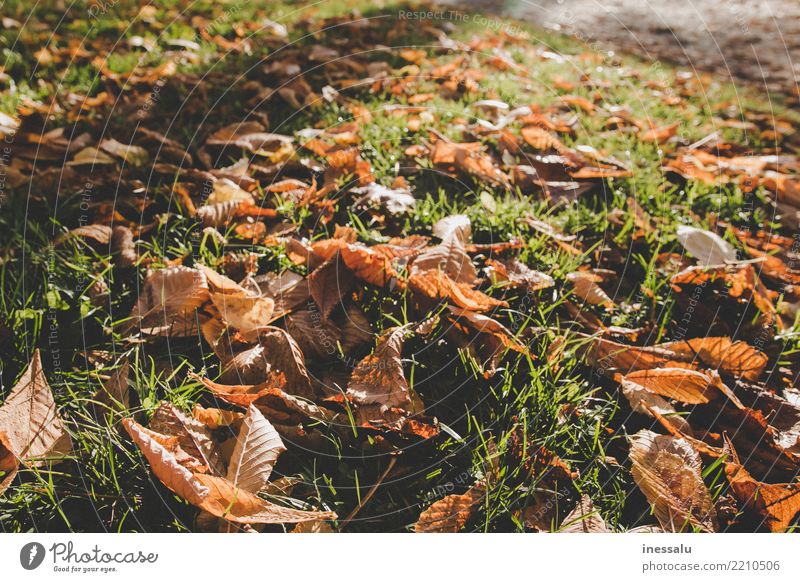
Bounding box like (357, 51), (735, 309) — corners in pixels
(0, 0), (799, 533)
(497, 0), (800, 92)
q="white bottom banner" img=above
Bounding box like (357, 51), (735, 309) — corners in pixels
(1, 533), (796, 581)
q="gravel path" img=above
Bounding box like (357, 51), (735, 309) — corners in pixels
(453, 0), (800, 94)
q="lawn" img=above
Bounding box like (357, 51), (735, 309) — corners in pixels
(0, 0), (799, 533)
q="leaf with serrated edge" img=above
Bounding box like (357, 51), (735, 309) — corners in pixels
(227, 405), (286, 494)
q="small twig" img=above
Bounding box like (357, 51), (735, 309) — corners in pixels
(339, 456), (398, 530)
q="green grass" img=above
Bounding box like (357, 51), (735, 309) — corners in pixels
(1, 0), (798, 532)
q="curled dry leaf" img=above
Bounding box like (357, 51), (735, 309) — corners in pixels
(432, 214), (472, 244)
(111, 225), (138, 267)
(292, 520), (334, 533)
(194, 374), (336, 430)
(150, 402), (226, 477)
(0, 350), (72, 494)
(342, 320), (440, 438)
(629, 430), (718, 532)
(567, 271), (614, 310)
(670, 263), (777, 327)
(285, 304), (373, 360)
(410, 232), (477, 285)
(307, 254), (355, 321)
(725, 461), (800, 532)
(201, 265), (277, 340)
(486, 258), (554, 292)
(127, 266), (210, 336)
(675, 225), (737, 267)
(193, 404), (244, 431)
(55, 224), (112, 246)
(351, 182), (416, 215)
(620, 376), (694, 436)
(99, 138), (149, 167)
(219, 327), (314, 398)
(431, 141), (509, 188)
(347, 324), (423, 415)
(414, 486), (484, 532)
(446, 307), (529, 377)
(409, 269), (508, 312)
(312, 239), (398, 288)
(206, 178), (255, 206)
(254, 270), (310, 318)
(123, 419), (334, 524)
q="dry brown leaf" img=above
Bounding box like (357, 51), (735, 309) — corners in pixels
(725, 462), (800, 532)
(55, 224), (112, 246)
(620, 377), (694, 436)
(486, 258), (554, 292)
(292, 520), (334, 533)
(639, 122), (679, 144)
(559, 495), (610, 533)
(123, 418), (210, 505)
(220, 327), (314, 398)
(195, 374), (336, 428)
(312, 239), (398, 288)
(0, 350), (72, 495)
(347, 324), (422, 414)
(620, 368), (719, 405)
(660, 337), (768, 381)
(567, 271), (614, 310)
(193, 405), (244, 430)
(432, 214), (471, 244)
(307, 254), (354, 321)
(585, 335), (767, 381)
(111, 225), (138, 267)
(351, 182), (416, 215)
(446, 306), (529, 377)
(126, 266), (210, 336)
(150, 402), (226, 477)
(226, 405), (286, 494)
(414, 486), (484, 532)
(410, 233), (478, 285)
(409, 269), (508, 312)
(629, 430), (718, 532)
(124, 418), (334, 524)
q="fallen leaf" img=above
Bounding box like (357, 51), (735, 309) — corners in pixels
(124, 418), (333, 524)
(567, 271), (614, 310)
(351, 182), (416, 215)
(486, 258), (554, 292)
(584, 336), (767, 381)
(227, 405), (286, 494)
(676, 225), (738, 266)
(409, 269), (508, 312)
(620, 368), (719, 405)
(560, 495), (610, 533)
(410, 231), (478, 285)
(432, 214), (471, 244)
(347, 324), (423, 414)
(629, 430), (718, 532)
(150, 402), (226, 477)
(414, 486), (484, 532)
(0, 351), (72, 494)
(725, 461), (800, 532)
(126, 266), (210, 336)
